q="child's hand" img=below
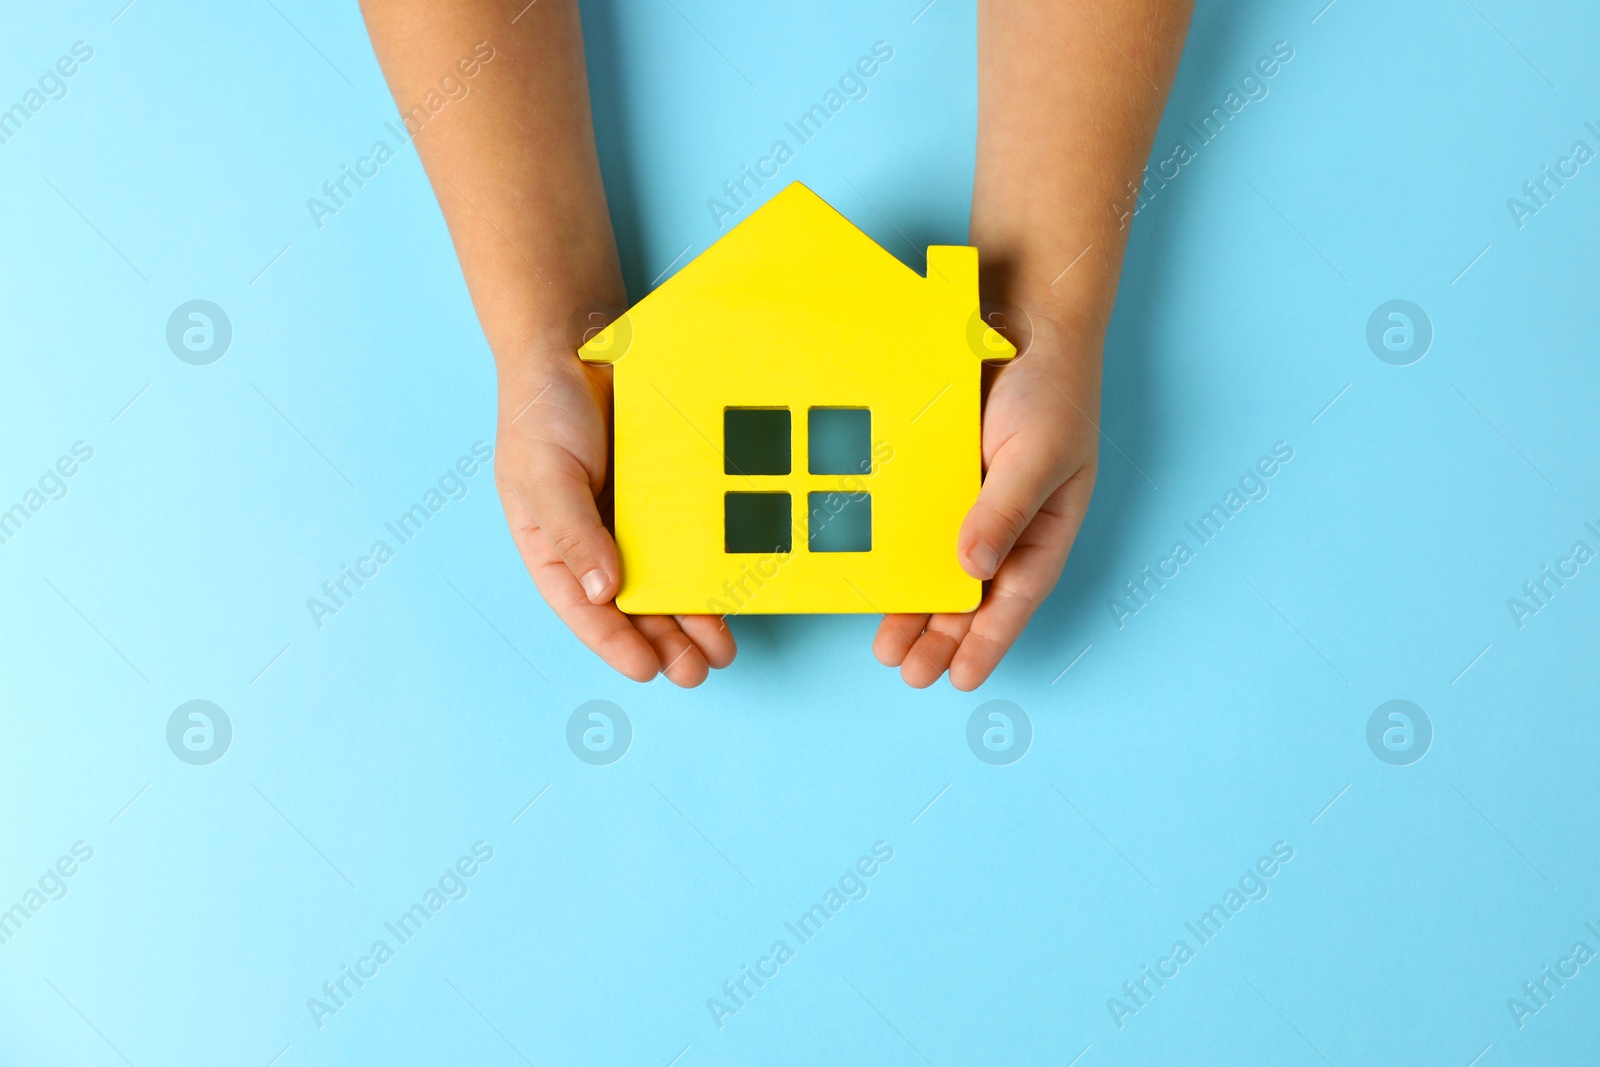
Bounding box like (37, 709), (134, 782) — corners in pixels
(872, 313), (1098, 689)
(872, 0), (1189, 688)
(362, 0), (737, 685)
(494, 349), (736, 687)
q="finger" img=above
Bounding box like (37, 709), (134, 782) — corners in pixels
(505, 510), (660, 682)
(950, 473), (1093, 691)
(519, 444), (621, 604)
(873, 614), (929, 667)
(958, 439), (1066, 581)
(634, 615), (710, 688)
(900, 612), (974, 689)
(675, 614), (737, 669)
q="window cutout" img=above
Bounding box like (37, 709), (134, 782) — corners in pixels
(724, 408), (790, 475)
(808, 408), (871, 475)
(725, 492), (791, 553)
(808, 492), (871, 552)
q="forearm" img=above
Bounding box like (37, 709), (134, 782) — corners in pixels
(360, 0), (623, 362)
(973, 0), (1191, 338)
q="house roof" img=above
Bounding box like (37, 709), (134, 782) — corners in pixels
(579, 181), (1013, 365)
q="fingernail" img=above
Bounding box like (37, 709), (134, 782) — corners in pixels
(969, 544), (999, 579)
(580, 570), (609, 602)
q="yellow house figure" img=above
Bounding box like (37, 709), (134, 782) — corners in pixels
(579, 181), (1014, 616)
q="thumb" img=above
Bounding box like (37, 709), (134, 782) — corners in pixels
(958, 441), (1061, 581)
(523, 445), (621, 604)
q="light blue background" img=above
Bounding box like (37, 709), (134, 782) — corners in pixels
(2, 0), (1598, 1063)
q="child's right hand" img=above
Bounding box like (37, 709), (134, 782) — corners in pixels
(493, 347), (737, 687)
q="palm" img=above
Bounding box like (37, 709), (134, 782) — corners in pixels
(496, 355), (734, 686)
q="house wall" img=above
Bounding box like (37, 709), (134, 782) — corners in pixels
(609, 270), (987, 615)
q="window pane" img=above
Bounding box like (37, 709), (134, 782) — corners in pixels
(724, 408), (790, 475)
(725, 492), (791, 553)
(808, 492), (871, 552)
(808, 408), (871, 474)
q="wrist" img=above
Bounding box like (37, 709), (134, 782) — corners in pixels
(973, 230), (1122, 341)
(486, 296), (626, 377)
(977, 256), (1115, 368)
